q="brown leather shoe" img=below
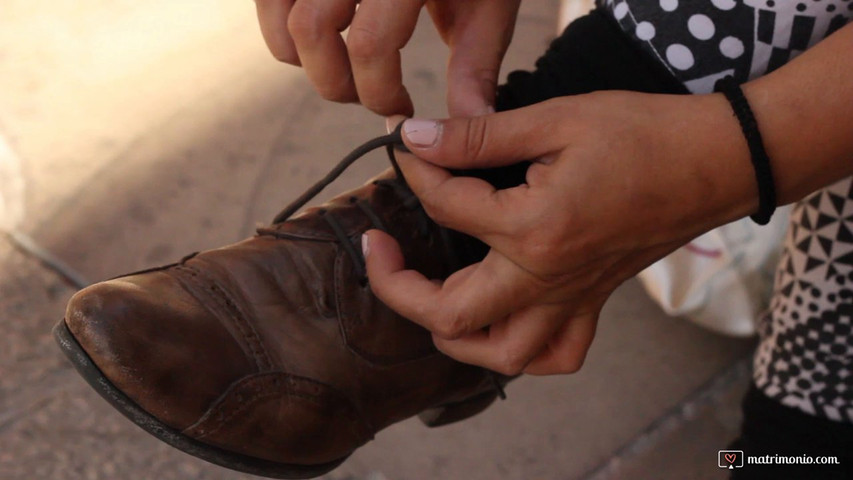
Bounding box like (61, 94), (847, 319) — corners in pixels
(54, 128), (509, 479)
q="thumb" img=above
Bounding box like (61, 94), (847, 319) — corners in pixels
(400, 105), (566, 170)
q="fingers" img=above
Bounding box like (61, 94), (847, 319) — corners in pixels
(288, 0), (359, 103)
(255, 0), (300, 65)
(386, 114), (407, 134)
(264, 0), (419, 114)
(365, 227), (603, 377)
(441, 0), (521, 116)
(388, 115), (528, 258)
(399, 104), (569, 170)
(362, 229), (439, 324)
(432, 303), (567, 375)
(387, 114), (525, 239)
(364, 230), (540, 339)
(522, 309), (599, 376)
(395, 146), (527, 240)
(348, 0), (422, 116)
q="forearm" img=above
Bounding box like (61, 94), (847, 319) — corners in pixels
(743, 22), (853, 205)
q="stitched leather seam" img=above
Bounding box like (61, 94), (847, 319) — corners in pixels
(193, 390), (294, 439)
(186, 373), (370, 440)
(171, 265), (264, 371)
(173, 265), (273, 371)
(180, 264), (273, 371)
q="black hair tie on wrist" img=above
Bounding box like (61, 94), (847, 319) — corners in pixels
(714, 76), (776, 225)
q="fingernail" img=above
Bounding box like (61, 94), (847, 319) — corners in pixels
(402, 118), (440, 148)
(385, 114), (407, 134)
(361, 233), (370, 258)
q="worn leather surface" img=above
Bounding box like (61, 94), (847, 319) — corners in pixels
(65, 171), (499, 466)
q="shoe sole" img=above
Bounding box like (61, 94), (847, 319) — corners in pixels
(53, 319), (348, 479)
(418, 390), (497, 427)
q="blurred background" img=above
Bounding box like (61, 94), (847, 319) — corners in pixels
(1, 1), (755, 478)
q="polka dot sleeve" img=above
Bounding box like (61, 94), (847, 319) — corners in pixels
(597, 0), (853, 93)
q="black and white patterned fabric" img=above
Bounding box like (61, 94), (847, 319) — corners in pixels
(596, 1), (853, 423)
(756, 178), (853, 422)
(597, 0), (853, 93)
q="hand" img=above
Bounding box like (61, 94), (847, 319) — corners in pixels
(365, 92), (757, 375)
(253, 0), (521, 116)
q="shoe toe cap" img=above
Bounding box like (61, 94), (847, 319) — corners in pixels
(65, 272), (254, 430)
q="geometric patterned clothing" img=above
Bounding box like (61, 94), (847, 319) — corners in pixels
(597, 1), (853, 423)
(755, 178), (853, 423)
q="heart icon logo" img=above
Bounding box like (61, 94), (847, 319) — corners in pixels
(725, 453), (737, 464)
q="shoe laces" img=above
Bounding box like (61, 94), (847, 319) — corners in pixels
(259, 123), (459, 285)
(258, 123), (506, 400)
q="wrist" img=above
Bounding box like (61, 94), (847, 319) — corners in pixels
(649, 93), (759, 231)
(739, 23), (853, 206)
(742, 75), (853, 205)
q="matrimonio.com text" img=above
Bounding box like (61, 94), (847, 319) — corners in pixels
(718, 450), (842, 470)
(746, 454), (840, 466)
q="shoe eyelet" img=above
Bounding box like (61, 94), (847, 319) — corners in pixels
(348, 196), (357, 204)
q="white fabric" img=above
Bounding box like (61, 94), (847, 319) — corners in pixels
(638, 209), (790, 337)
